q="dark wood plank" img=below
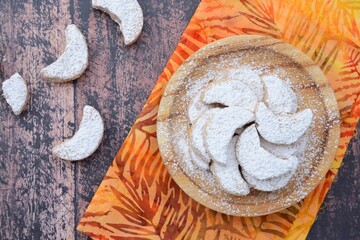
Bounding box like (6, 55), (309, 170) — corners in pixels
(0, 0), (77, 239)
(308, 121), (360, 240)
(0, 0), (200, 239)
(71, 1), (201, 239)
(0, 0), (359, 239)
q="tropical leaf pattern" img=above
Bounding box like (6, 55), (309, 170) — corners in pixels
(77, 0), (360, 239)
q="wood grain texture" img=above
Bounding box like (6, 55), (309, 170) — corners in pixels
(157, 35), (340, 217)
(308, 120), (360, 240)
(0, 0), (199, 239)
(0, 0), (358, 239)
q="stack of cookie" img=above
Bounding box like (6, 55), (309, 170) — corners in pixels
(187, 72), (313, 195)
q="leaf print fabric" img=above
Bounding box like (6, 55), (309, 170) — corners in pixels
(78, 0), (360, 239)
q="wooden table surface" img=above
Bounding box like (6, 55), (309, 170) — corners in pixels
(0, 0), (359, 239)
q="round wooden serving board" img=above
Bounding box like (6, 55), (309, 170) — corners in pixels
(157, 35), (340, 216)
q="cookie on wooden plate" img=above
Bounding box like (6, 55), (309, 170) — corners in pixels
(157, 35), (340, 216)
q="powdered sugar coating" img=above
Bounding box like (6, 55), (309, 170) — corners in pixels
(262, 75), (297, 114)
(205, 107), (254, 164)
(232, 68), (263, 101)
(188, 91), (210, 124)
(2, 73), (28, 115)
(40, 24), (88, 83)
(256, 103), (313, 145)
(202, 79), (258, 111)
(92, 0), (143, 45)
(211, 136), (250, 196)
(190, 109), (219, 162)
(157, 36), (340, 216)
(52, 106), (104, 161)
(261, 134), (308, 159)
(242, 170), (295, 192)
(189, 145), (210, 170)
(236, 125), (298, 180)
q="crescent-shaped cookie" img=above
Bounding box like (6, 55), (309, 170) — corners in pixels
(201, 79), (258, 111)
(190, 109), (219, 162)
(242, 169), (295, 192)
(40, 25), (88, 83)
(211, 136), (250, 195)
(261, 134), (308, 159)
(53, 106), (104, 161)
(92, 0), (143, 45)
(256, 102), (313, 145)
(205, 107), (254, 165)
(262, 75), (297, 114)
(236, 125), (298, 180)
(188, 91), (210, 124)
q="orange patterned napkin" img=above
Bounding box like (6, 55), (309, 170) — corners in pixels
(78, 0), (360, 239)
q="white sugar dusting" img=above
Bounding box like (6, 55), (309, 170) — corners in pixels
(40, 24), (88, 83)
(236, 125), (297, 180)
(158, 47), (336, 215)
(2, 73), (28, 115)
(211, 136), (250, 196)
(261, 133), (308, 159)
(204, 107), (254, 164)
(190, 109), (219, 162)
(202, 79), (258, 111)
(243, 170), (295, 192)
(262, 74), (298, 114)
(256, 103), (313, 145)
(92, 0), (143, 45)
(188, 91), (210, 124)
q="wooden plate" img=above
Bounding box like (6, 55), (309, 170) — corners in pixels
(157, 35), (340, 216)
